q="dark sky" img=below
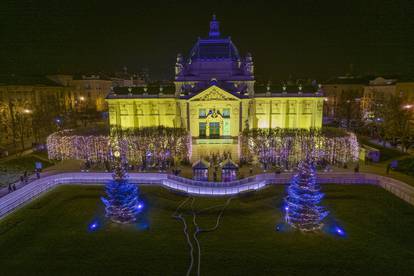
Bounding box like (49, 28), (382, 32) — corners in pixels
(1, 0), (414, 81)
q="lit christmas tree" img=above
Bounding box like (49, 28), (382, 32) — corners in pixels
(101, 133), (143, 224)
(284, 157), (329, 231)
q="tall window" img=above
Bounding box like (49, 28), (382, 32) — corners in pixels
(199, 122), (206, 137)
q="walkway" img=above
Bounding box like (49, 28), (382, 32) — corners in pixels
(1, 171), (413, 220)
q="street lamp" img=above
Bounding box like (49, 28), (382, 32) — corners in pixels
(23, 108), (32, 114)
(402, 104), (413, 110)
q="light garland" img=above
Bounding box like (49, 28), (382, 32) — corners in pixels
(46, 127), (191, 165)
(284, 158), (329, 231)
(240, 128), (359, 168)
(101, 135), (144, 224)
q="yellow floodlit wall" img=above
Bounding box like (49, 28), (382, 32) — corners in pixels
(106, 86), (323, 135)
(108, 98), (181, 129)
(251, 97), (323, 129)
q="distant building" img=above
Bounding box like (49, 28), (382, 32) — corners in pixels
(0, 75), (73, 150)
(47, 74), (112, 112)
(361, 77), (397, 119)
(395, 81), (414, 106)
(110, 67), (147, 88)
(322, 75), (366, 120)
(323, 75), (414, 123)
(0, 73), (113, 151)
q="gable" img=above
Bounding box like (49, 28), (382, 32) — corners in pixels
(188, 85), (240, 102)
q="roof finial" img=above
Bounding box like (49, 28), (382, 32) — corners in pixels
(209, 14), (220, 38)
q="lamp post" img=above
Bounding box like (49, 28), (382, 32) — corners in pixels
(75, 96), (86, 127)
(402, 104), (413, 110)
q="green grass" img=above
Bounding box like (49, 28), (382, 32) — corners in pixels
(0, 185), (414, 275)
(358, 136), (407, 161)
(0, 154), (53, 169)
(395, 157), (414, 177)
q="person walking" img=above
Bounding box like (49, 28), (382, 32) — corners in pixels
(386, 163), (391, 175)
(36, 169), (40, 179)
(8, 183), (12, 193)
(354, 163), (360, 173)
(23, 170), (28, 183)
(12, 183), (16, 191)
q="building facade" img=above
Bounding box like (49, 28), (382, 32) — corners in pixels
(0, 74), (113, 153)
(47, 74), (113, 112)
(106, 16), (324, 160)
(107, 16), (324, 137)
(0, 77), (72, 151)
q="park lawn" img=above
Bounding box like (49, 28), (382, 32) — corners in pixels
(0, 154), (53, 169)
(0, 185), (414, 276)
(358, 136), (408, 161)
(359, 159), (414, 187)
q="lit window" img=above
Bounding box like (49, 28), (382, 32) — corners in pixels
(199, 109), (206, 118)
(222, 108), (230, 117)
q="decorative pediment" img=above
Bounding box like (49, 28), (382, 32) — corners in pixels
(189, 85), (240, 102)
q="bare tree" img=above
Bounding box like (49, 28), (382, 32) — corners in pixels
(380, 95), (413, 151)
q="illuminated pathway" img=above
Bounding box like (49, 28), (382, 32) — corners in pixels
(0, 172), (413, 220)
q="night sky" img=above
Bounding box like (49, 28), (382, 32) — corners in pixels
(1, 0), (414, 81)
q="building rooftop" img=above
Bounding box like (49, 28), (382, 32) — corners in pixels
(0, 74), (63, 86)
(108, 84), (176, 99)
(175, 15), (253, 82)
(254, 83), (323, 97)
(192, 159), (210, 169)
(189, 37), (240, 61)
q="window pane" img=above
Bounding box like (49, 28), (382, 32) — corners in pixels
(223, 108), (230, 117)
(199, 108), (206, 118)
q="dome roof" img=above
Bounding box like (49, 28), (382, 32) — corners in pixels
(188, 15), (240, 61)
(189, 37), (240, 61)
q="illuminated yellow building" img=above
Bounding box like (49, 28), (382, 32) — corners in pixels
(106, 16), (324, 160)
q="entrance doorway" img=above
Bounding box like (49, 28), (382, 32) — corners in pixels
(209, 122), (220, 138)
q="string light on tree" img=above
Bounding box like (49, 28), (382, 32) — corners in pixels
(101, 134), (144, 224)
(284, 157), (329, 231)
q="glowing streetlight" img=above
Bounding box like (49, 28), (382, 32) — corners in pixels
(79, 96), (85, 101)
(402, 104), (413, 110)
(23, 108), (32, 114)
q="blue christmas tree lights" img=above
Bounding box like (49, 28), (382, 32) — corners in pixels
(284, 157), (329, 231)
(101, 134), (143, 224)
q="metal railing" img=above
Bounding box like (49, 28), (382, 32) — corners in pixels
(0, 171), (413, 220)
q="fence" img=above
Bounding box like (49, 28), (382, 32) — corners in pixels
(0, 172), (413, 220)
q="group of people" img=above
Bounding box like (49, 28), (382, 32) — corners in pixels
(8, 171), (28, 193)
(7, 169), (41, 194)
(204, 151), (233, 165)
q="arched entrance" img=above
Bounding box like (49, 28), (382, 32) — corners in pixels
(205, 109), (223, 139)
